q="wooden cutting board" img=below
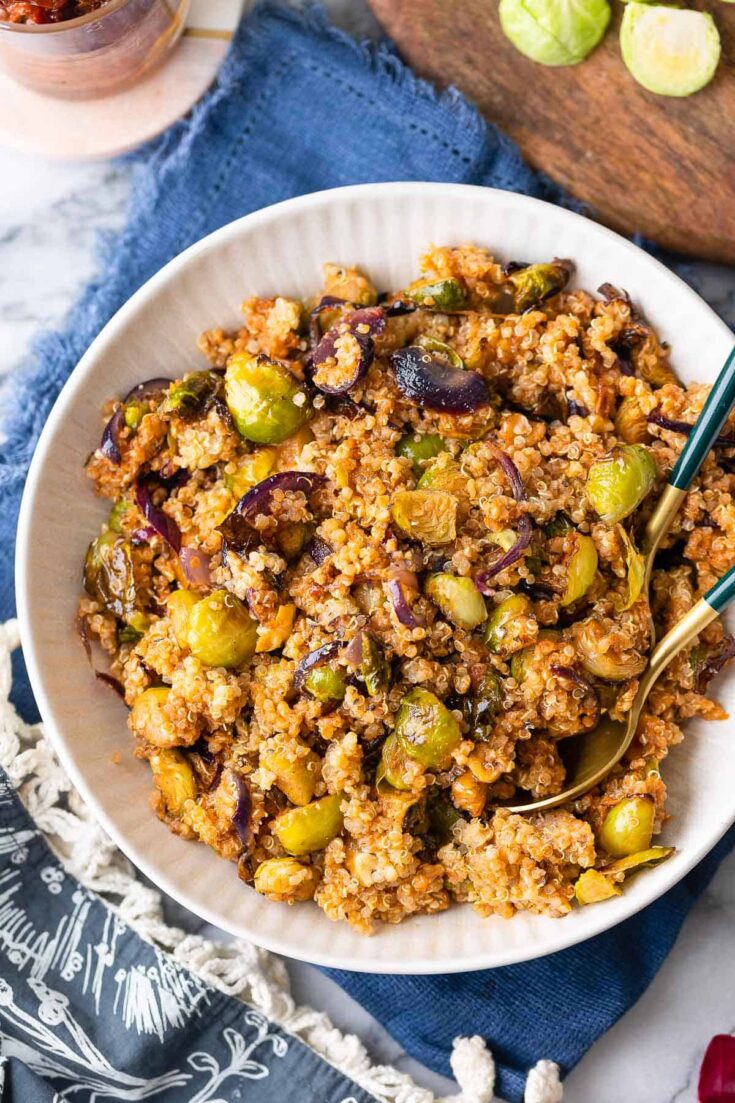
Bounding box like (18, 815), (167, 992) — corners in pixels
(368, 0), (735, 263)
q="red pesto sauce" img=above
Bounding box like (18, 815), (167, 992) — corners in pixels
(0, 0), (108, 22)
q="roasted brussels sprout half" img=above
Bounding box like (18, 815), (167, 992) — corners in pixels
(394, 687), (461, 770)
(575, 617), (647, 681)
(603, 846), (674, 875)
(130, 686), (173, 745)
(150, 749), (197, 815)
(395, 432), (448, 476)
(254, 857), (320, 901)
(360, 634), (390, 697)
(425, 573), (487, 630)
(84, 532), (137, 622)
(426, 791), (463, 842)
(108, 498), (133, 534)
(506, 260), (573, 311)
(574, 869), (622, 906)
(586, 444), (656, 525)
(417, 455), (468, 497)
(465, 670), (504, 736)
(225, 353), (310, 445)
(163, 370), (220, 419)
(599, 796), (655, 857)
(614, 527), (645, 612)
(615, 397), (649, 445)
(261, 740), (319, 806)
(391, 489), (458, 545)
(561, 533), (598, 607)
(451, 770), (488, 817)
(255, 604), (297, 654)
(406, 277), (467, 311)
(168, 589), (199, 649)
(186, 590), (258, 668)
(273, 793), (344, 855)
(224, 448), (278, 499)
(377, 733), (415, 792)
(483, 593), (532, 655)
(415, 334), (464, 369)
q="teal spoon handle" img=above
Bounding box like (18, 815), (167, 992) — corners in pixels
(704, 562), (735, 615)
(669, 346), (735, 490)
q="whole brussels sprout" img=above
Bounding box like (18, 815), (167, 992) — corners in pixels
(394, 688), (461, 771)
(273, 793), (344, 855)
(499, 0), (611, 67)
(225, 353), (310, 445)
(186, 590), (258, 668)
(586, 444), (656, 524)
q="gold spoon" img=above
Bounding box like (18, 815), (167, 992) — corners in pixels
(507, 347), (735, 813)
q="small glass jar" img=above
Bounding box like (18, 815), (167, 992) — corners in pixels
(0, 0), (190, 99)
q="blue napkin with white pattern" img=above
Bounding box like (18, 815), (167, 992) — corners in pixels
(1, 4), (733, 1101)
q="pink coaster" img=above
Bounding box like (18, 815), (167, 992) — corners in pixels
(0, 1), (241, 159)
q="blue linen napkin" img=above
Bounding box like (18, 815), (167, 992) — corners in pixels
(1, 4), (733, 1100)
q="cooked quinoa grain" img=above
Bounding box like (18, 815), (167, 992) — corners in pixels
(80, 246), (735, 932)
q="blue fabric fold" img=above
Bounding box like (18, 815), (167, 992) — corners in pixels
(1, 4), (732, 1100)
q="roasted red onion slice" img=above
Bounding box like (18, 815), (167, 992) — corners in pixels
(99, 407), (125, 465)
(124, 377), (173, 401)
(492, 448), (526, 502)
(387, 578), (423, 628)
(232, 774), (253, 849)
(694, 635), (735, 693)
(293, 642), (341, 690)
(549, 664), (593, 691)
(475, 514), (533, 591)
(385, 298), (417, 317)
(391, 346), (490, 414)
(95, 671), (125, 699)
(312, 306), (386, 395)
(308, 295), (352, 347)
(135, 483), (182, 553)
(179, 546), (211, 589)
(304, 535), (333, 565)
(218, 471), (327, 555)
(648, 410), (735, 449)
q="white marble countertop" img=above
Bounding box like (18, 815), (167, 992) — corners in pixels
(3, 7), (735, 1100)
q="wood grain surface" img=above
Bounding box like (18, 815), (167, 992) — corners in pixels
(368, 0), (735, 262)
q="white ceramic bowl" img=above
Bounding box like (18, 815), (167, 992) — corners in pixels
(17, 182), (735, 973)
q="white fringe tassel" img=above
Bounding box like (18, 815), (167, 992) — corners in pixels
(0, 619), (562, 1103)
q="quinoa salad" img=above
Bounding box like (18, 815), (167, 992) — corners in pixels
(79, 245), (735, 932)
